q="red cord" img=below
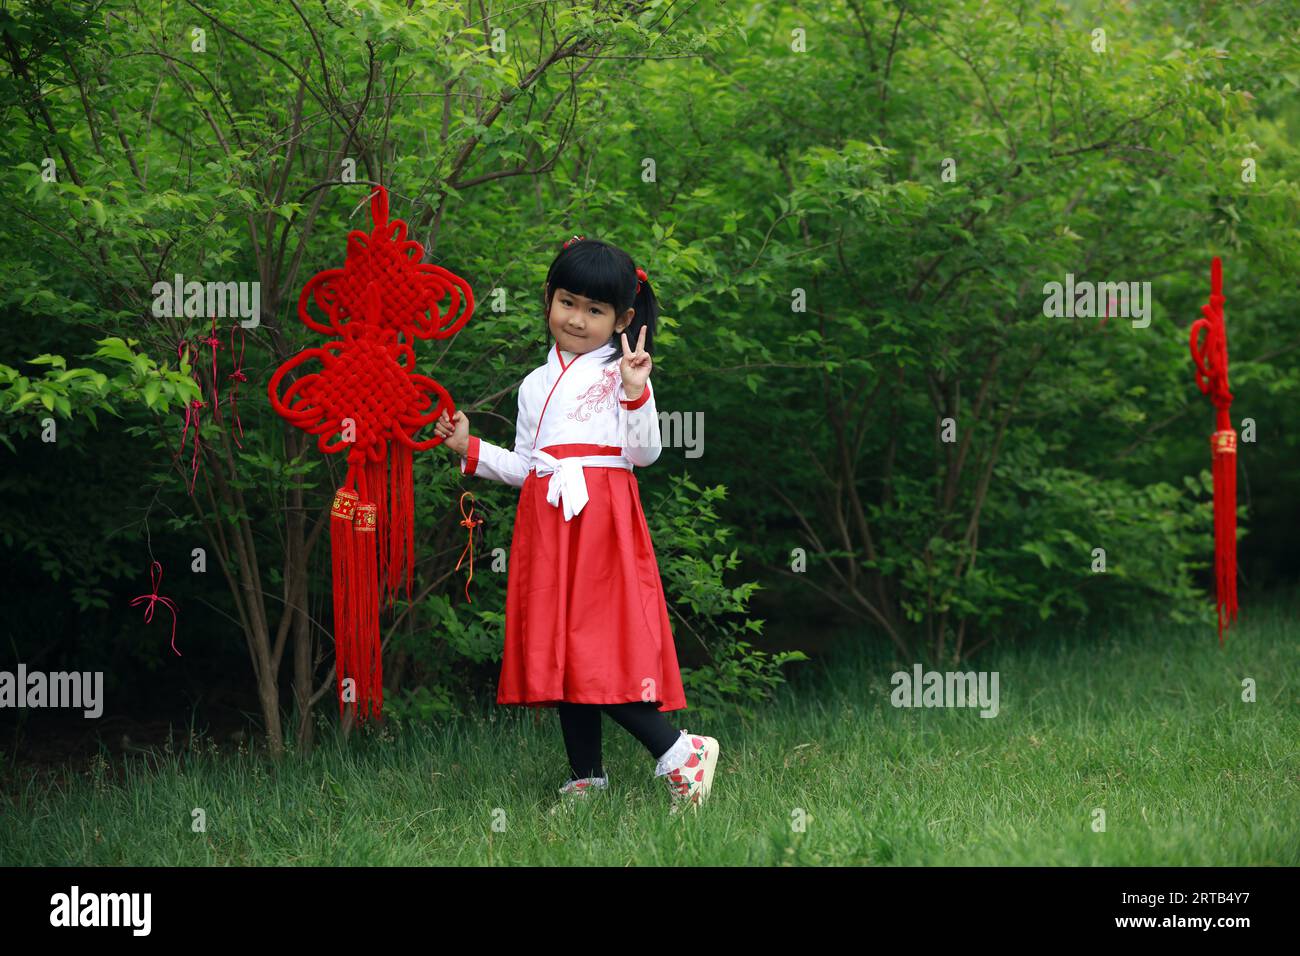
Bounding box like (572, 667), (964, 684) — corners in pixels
(454, 491), (483, 603)
(202, 315), (222, 425)
(176, 339), (205, 496)
(227, 325), (247, 448)
(130, 561), (181, 656)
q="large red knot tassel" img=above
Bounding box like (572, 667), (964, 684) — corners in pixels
(353, 498), (382, 720)
(328, 468), (383, 722)
(388, 440), (415, 605)
(268, 184), (474, 721)
(330, 485), (359, 717)
(1189, 256), (1239, 644)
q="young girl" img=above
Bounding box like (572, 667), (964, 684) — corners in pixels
(434, 236), (720, 814)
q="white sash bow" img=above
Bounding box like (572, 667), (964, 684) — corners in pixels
(531, 450), (632, 521)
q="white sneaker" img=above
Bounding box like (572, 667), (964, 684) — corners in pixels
(547, 775), (609, 815)
(658, 731), (719, 815)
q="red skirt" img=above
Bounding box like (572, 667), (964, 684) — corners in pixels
(496, 447), (688, 712)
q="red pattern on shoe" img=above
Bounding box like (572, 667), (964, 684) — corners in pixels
(549, 774), (609, 815)
(662, 733), (718, 814)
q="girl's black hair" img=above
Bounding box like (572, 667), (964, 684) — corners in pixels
(542, 237), (659, 365)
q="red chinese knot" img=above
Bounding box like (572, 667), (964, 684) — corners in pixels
(268, 186), (473, 721)
(1188, 256), (1239, 644)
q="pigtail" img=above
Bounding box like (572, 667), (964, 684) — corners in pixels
(608, 271), (658, 365)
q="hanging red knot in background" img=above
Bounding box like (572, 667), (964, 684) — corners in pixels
(226, 326), (248, 448)
(202, 315), (223, 424)
(131, 561), (181, 656)
(174, 323), (252, 489)
(175, 340), (205, 496)
(1189, 256), (1239, 644)
(268, 185), (474, 722)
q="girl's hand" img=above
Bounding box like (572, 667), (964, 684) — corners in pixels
(620, 326), (652, 399)
(434, 408), (470, 456)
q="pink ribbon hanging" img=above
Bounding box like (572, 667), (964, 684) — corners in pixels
(226, 325), (248, 448)
(176, 339), (205, 495)
(174, 340), (192, 466)
(202, 316), (223, 424)
(130, 561), (181, 656)
(184, 399), (206, 494)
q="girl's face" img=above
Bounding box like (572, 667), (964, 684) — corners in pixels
(546, 285), (634, 354)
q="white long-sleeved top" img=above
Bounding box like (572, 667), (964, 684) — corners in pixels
(459, 340), (662, 520)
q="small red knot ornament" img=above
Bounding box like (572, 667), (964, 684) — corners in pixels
(454, 491), (484, 603)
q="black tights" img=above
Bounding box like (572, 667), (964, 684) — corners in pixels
(557, 701), (681, 780)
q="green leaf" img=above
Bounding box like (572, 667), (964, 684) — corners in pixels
(93, 337), (135, 362)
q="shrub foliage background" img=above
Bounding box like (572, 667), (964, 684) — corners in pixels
(1, 0), (1296, 754)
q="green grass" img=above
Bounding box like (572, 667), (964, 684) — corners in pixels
(2, 603), (1296, 865)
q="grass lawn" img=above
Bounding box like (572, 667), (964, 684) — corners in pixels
(2, 602), (1296, 865)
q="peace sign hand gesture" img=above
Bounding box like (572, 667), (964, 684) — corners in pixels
(620, 326), (652, 399)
